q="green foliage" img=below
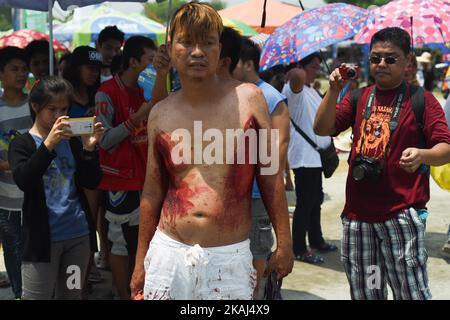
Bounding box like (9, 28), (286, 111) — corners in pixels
(145, 0), (226, 24)
(0, 8), (12, 31)
(323, 0), (390, 8)
(145, 0), (185, 24)
(208, 0), (226, 11)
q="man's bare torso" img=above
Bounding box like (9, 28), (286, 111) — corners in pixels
(152, 81), (263, 247)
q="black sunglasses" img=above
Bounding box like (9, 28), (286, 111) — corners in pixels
(369, 55), (399, 65)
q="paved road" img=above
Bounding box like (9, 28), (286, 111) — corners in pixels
(282, 154), (450, 300)
(1, 153), (449, 300)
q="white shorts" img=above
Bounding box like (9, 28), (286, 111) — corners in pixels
(143, 229), (257, 300)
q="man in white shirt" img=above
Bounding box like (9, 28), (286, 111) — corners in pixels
(283, 53), (337, 264)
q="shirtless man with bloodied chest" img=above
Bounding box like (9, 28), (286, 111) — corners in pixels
(130, 2), (293, 300)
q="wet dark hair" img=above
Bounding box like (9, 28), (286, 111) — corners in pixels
(28, 76), (73, 121)
(98, 25), (125, 46)
(298, 52), (322, 68)
(220, 27), (242, 74)
(0, 46), (27, 71)
(239, 37), (261, 73)
(370, 27), (411, 56)
(122, 36), (157, 70)
(169, 1), (223, 45)
(25, 40), (50, 63)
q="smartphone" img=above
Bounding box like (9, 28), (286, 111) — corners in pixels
(65, 117), (95, 136)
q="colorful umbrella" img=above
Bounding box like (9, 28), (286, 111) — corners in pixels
(354, 0), (450, 46)
(259, 3), (372, 72)
(222, 17), (258, 36)
(374, 0), (450, 21)
(0, 29), (67, 52)
(250, 33), (270, 50)
(218, 0), (303, 34)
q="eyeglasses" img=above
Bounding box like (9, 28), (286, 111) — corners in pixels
(369, 55), (399, 65)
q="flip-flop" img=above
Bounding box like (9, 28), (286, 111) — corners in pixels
(313, 243), (338, 253)
(88, 270), (104, 284)
(443, 242), (450, 254)
(295, 253), (325, 264)
(0, 273), (10, 288)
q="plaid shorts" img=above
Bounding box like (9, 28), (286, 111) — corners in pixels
(341, 208), (432, 300)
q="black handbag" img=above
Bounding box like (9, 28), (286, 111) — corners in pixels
(290, 118), (339, 178)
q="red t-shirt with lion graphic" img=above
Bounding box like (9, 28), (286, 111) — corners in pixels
(335, 84), (450, 222)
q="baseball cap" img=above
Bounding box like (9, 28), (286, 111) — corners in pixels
(71, 46), (103, 67)
(417, 51), (432, 64)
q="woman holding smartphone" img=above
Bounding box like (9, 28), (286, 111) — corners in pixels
(63, 46), (102, 118)
(8, 76), (104, 299)
(63, 45), (106, 287)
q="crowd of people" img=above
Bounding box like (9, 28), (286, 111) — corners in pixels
(0, 1), (449, 300)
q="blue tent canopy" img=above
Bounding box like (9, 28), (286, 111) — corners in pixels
(0, 0), (145, 11)
(54, 7), (166, 46)
(0, 0), (146, 74)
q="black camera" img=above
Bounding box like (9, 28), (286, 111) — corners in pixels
(352, 155), (383, 181)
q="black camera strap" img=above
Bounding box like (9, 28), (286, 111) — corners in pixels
(359, 81), (407, 158)
(290, 118), (321, 152)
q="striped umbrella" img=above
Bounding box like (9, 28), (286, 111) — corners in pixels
(222, 17), (258, 36)
(0, 29), (67, 52)
(250, 33), (270, 50)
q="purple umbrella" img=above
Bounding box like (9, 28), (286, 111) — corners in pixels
(260, 3), (372, 72)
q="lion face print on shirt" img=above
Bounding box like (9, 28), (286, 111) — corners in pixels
(356, 104), (394, 160)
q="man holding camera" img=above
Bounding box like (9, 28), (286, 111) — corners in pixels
(314, 27), (450, 300)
